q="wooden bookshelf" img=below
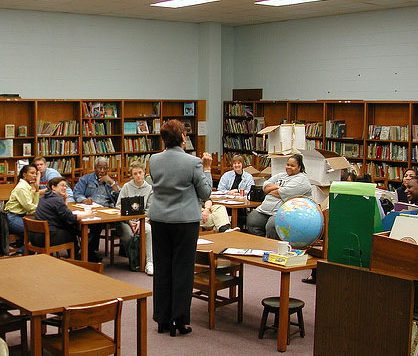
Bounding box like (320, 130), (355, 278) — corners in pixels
(0, 98), (204, 183)
(222, 99), (418, 190)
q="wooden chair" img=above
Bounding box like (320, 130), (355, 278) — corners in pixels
(0, 301), (29, 354)
(68, 158), (84, 188)
(42, 298), (123, 356)
(23, 217), (75, 258)
(192, 250), (243, 329)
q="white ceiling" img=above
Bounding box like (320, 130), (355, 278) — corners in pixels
(0, 0), (417, 26)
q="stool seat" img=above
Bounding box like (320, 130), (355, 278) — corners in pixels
(258, 296), (305, 343)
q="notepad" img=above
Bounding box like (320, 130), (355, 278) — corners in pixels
(197, 238), (214, 245)
(221, 248), (267, 257)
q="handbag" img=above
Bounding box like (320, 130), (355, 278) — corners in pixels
(247, 185), (265, 202)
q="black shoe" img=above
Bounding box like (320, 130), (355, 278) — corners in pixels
(301, 276), (316, 285)
(169, 321), (192, 337)
(88, 252), (103, 262)
(157, 322), (170, 334)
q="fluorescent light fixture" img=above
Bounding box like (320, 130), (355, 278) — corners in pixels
(255, 0), (321, 6)
(151, 0), (219, 8)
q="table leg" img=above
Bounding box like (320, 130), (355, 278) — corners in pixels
(231, 209), (238, 228)
(31, 315), (42, 356)
(139, 218), (146, 272)
(278, 272), (290, 352)
(137, 298), (147, 356)
(81, 225), (89, 261)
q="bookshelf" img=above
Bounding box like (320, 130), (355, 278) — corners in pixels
(222, 99), (417, 190)
(0, 98), (204, 183)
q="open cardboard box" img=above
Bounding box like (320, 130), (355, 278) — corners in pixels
(258, 124), (305, 155)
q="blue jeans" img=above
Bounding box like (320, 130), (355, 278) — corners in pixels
(6, 213), (24, 240)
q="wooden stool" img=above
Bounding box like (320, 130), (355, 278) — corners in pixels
(258, 297), (305, 344)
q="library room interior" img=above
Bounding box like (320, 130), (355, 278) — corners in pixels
(1, 1), (418, 355)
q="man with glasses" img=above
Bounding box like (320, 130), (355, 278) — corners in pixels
(73, 157), (120, 262)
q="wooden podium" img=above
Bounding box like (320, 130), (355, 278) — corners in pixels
(314, 233), (417, 356)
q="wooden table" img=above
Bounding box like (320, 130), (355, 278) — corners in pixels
(0, 254), (152, 356)
(69, 204), (146, 271)
(210, 196), (261, 227)
(197, 231), (320, 353)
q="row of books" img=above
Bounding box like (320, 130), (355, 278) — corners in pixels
(326, 141), (363, 158)
(255, 136), (267, 151)
(368, 125), (409, 141)
(82, 120), (112, 136)
(223, 135), (253, 151)
(81, 155), (121, 171)
(82, 102), (118, 119)
(224, 117), (265, 134)
(325, 120), (346, 138)
(306, 139), (323, 150)
(367, 143), (408, 161)
(412, 145), (418, 162)
(37, 120), (79, 136)
(305, 122), (323, 138)
(224, 152), (253, 167)
(82, 138), (116, 155)
(37, 139), (78, 156)
(123, 119), (161, 135)
(125, 154), (152, 168)
(46, 158), (73, 174)
(365, 162), (403, 180)
(123, 137), (159, 153)
(224, 103), (254, 117)
(413, 125), (418, 142)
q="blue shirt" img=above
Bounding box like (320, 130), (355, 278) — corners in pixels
(73, 172), (118, 207)
(217, 170), (255, 195)
(39, 167), (74, 202)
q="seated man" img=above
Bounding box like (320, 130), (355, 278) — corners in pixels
(406, 176), (418, 205)
(201, 199), (239, 233)
(73, 157), (120, 262)
(33, 156), (75, 202)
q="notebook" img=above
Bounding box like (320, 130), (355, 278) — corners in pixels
(120, 196), (145, 216)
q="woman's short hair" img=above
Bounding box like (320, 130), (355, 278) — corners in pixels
(403, 168), (417, 178)
(289, 154), (306, 173)
(18, 164), (37, 180)
(160, 119), (185, 148)
(232, 155), (244, 164)
(129, 161), (146, 174)
(47, 177), (67, 190)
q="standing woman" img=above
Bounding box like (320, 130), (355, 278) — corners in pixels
(247, 154), (312, 240)
(5, 164), (40, 246)
(149, 119), (212, 337)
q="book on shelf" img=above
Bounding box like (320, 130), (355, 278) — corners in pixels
(90, 102), (104, 118)
(183, 119), (193, 134)
(0, 139), (13, 157)
(380, 126), (390, 140)
(18, 125), (27, 137)
(152, 102), (161, 117)
(4, 124), (15, 138)
(103, 103), (118, 118)
(183, 102), (195, 116)
(124, 122), (137, 135)
(185, 136), (194, 150)
(262, 251), (308, 266)
(153, 119), (161, 134)
(137, 120), (149, 134)
(254, 117), (265, 132)
(413, 125), (418, 142)
(22, 143), (31, 156)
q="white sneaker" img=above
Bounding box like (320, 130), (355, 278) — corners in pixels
(145, 262), (154, 276)
(225, 227), (240, 233)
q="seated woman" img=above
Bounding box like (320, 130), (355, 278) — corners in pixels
(5, 164), (40, 248)
(217, 155), (254, 196)
(246, 154), (312, 240)
(116, 161), (154, 276)
(396, 168), (417, 203)
(34, 177), (90, 252)
(200, 199), (239, 233)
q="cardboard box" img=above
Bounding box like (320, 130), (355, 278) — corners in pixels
(258, 124), (305, 155)
(269, 149), (350, 187)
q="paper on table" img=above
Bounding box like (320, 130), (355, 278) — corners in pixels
(74, 202), (103, 209)
(222, 248), (266, 256)
(197, 238), (214, 245)
(97, 208), (120, 214)
(217, 200), (242, 205)
(81, 216), (102, 222)
(211, 191), (226, 195)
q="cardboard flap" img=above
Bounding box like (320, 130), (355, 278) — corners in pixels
(244, 165), (260, 175)
(326, 156), (350, 171)
(258, 125), (281, 135)
(260, 166), (271, 176)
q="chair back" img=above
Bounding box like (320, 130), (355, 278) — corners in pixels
(64, 259), (104, 274)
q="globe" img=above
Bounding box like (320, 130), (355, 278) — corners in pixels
(274, 196), (324, 249)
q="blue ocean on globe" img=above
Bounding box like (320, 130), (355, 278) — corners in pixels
(274, 197), (324, 249)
